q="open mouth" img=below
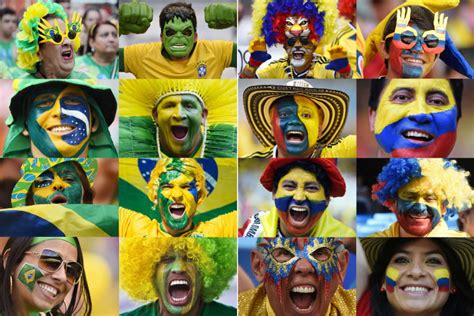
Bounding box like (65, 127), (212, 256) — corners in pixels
(168, 279), (191, 305)
(402, 129), (434, 143)
(292, 50), (305, 60)
(286, 130), (305, 143)
(171, 126), (189, 140)
(401, 56), (425, 67)
(169, 203), (186, 219)
(51, 195), (68, 204)
(38, 281), (59, 298)
(61, 49), (73, 61)
(399, 285), (432, 297)
(48, 125), (76, 135)
(290, 285), (317, 311)
(289, 205), (309, 224)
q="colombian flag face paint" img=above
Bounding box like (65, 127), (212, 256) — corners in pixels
(374, 79), (457, 157)
(385, 266), (400, 293)
(271, 96), (320, 157)
(434, 268), (450, 292)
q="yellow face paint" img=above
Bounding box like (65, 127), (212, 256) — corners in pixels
(385, 266), (400, 292)
(275, 167), (326, 200)
(295, 96), (320, 150)
(374, 79), (456, 134)
(397, 177), (441, 211)
(434, 268), (450, 292)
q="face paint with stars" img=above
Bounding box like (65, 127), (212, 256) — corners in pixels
(26, 85), (92, 157)
(18, 263), (44, 291)
(271, 96), (320, 157)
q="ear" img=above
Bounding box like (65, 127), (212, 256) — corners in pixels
(369, 108), (377, 133)
(380, 40), (389, 60)
(22, 128), (29, 136)
(194, 32), (198, 41)
(201, 108), (208, 125)
(91, 111), (99, 133)
(458, 211), (467, 225)
(196, 187), (207, 206)
(251, 250), (266, 283)
(337, 249), (350, 284)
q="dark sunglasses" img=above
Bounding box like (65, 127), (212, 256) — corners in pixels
(287, 36), (310, 47)
(25, 249), (83, 285)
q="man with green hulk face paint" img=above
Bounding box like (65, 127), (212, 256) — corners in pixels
(155, 250), (202, 315)
(161, 18), (196, 60)
(154, 159), (203, 236)
(30, 161), (85, 205)
(154, 93), (207, 157)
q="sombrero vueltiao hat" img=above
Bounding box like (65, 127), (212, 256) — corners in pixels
(360, 238), (474, 289)
(243, 80), (349, 149)
(11, 158), (98, 207)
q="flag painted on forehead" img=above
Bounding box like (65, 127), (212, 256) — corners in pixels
(375, 106), (457, 157)
(0, 204), (118, 236)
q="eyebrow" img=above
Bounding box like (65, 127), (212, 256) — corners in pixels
(426, 89), (449, 99)
(390, 87), (415, 96)
(395, 250), (443, 256)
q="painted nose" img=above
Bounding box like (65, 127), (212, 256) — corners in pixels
(52, 177), (68, 191)
(293, 257), (315, 275)
(171, 104), (186, 121)
(408, 113), (433, 124)
(170, 188), (184, 201)
(290, 25), (303, 37)
(293, 188), (306, 201)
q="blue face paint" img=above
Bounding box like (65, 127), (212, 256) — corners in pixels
(375, 107), (457, 157)
(259, 238), (344, 286)
(397, 198), (441, 228)
(274, 195), (328, 216)
(271, 97), (309, 156)
(59, 95), (91, 147)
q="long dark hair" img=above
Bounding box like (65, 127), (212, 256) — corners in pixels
(0, 237), (92, 315)
(369, 238), (474, 316)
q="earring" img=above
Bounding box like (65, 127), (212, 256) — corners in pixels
(451, 287), (457, 294)
(9, 275), (13, 295)
(380, 286), (386, 292)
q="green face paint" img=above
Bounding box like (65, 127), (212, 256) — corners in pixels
(18, 263), (44, 291)
(162, 18), (196, 59)
(156, 94), (204, 157)
(31, 161), (85, 204)
(155, 252), (201, 314)
(157, 167), (199, 233)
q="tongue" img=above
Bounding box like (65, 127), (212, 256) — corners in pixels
(290, 209), (307, 222)
(170, 207), (185, 216)
(172, 126), (188, 139)
(291, 292), (314, 310)
(170, 285), (189, 300)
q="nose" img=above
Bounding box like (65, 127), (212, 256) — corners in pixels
(52, 176), (68, 191)
(406, 261), (428, 279)
(411, 37), (423, 53)
(170, 256), (186, 272)
(170, 187), (184, 201)
(293, 187), (306, 201)
(293, 258), (315, 275)
(408, 113), (433, 124)
(50, 262), (68, 283)
(51, 99), (62, 118)
(290, 25), (303, 37)
(171, 104), (185, 121)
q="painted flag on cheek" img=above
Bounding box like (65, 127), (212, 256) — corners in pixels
(434, 268), (450, 292)
(385, 266), (399, 293)
(375, 107), (457, 157)
(0, 204), (118, 236)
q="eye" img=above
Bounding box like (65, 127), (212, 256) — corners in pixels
(310, 247), (332, 261)
(160, 256), (175, 264)
(286, 21), (294, 27)
(165, 29), (176, 37)
(305, 183), (320, 192)
(424, 195), (437, 202)
(281, 181), (296, 191)
(300, 112), (312, 119)
(182, 29), (193, 37)
(393, 255), (410, 264)
(34, 179), (53, 188)
(62, 176), (76, 183)
(160, 184), (172, 190)
(180, 184), (191, 189)
(183, 102), (196, 109)
(390, 91), (414, 104)
(426, 257), (443, 265)
(62, 96), (83, 106)
(427, 93), (448, 106)
(271, 248), (295, 262)
(299, 19), (308, 26)
(36, 100), (55, 108)
(279, 111), (290, 118)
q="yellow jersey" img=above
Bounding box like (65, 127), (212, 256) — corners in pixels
(123, 40), (234, 79)
(119, 207), (237, 237)
(256, 55), (336, 79)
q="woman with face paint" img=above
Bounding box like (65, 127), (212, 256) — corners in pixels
(15, 0), (90, 79)
(358, 238), (474, 316)
(0, 237), (91, 316)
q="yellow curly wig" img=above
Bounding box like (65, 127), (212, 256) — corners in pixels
(120, 237), (237, 303)
(147, 158), (208, 207)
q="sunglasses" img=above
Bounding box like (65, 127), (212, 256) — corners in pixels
(38, 12), (82, 45)
(25, 249), (83, 285)
(286, 36), (311, 47)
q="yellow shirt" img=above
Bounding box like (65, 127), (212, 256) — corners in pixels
(124, 40), (234, 79)
(245, 135), (356, 158)
(119, 207), (237, 237)
(239, 207), (355, 237)
(256, 55), (335, 79)
(370, 220), (469, 237)
(238, 284), (356, 316)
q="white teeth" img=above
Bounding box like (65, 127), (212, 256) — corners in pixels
(404, 286), (428, 293)
(405, 58), (423, 64)
(291, 286), (315, 293)
(171, 296), (187, 302)
(405, 131), (430, 139)
(38, 283), (58, 297)
(291, 206), (307, 212)
(50, 126), (73, 133)
(170, 205), (183, 209)
(170, 280), (188, 286)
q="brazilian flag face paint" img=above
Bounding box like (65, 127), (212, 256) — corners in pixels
(155, 251), (201, 314)
(396, 177), (442, 236)
(26, 85), (92, 157)
(374, 79), (457, 157)
(18, 263), (44, 291)
(157, 162), (200, 233)
(155, 94), (204, 157)
(274, 167), (328, 236)
(31, 161), (85, 205)
(271, 96), (320, 157)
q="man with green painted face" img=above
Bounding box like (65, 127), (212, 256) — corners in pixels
(119, 158), (237, 237)
(119, 1), (237, 78)
(2, 79), (117, 158)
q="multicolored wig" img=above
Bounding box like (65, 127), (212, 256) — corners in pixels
(372, 158), (473, 217)
(147, 158), (208, 208)
(120, 237), (236, 303)
(251, 0), (338, 47)
(16, 0), (81, 73)
(338, 0), (356, 21)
